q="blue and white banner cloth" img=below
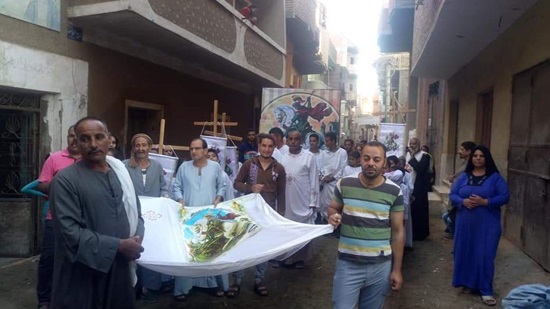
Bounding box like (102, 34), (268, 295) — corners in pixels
(137, 194), (333, 277)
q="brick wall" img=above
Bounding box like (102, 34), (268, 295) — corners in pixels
(286, 0), (317, 28)
(411, 0), (443, 68)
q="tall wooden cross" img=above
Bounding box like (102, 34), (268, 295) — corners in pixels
(154, 100), (242, 155)
(193, 100), (242, 142)
(154, 118), (189, 154)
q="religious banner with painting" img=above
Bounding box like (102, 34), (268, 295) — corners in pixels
(137, 194), (332, 276)
(379, 123), (406, 157)
(201, 135), (227, 170)
(260, 88), (341, 149)
(224, 145), (238, 183)
(148, 152), (178, 198)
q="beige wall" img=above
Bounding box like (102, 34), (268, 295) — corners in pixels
(446, 0), (550, 179)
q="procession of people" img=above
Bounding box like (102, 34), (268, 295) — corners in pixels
(28, 115), (510, 309)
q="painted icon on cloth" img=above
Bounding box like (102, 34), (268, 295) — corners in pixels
(261, 88), (341, 149)
(181, 201), (259, 262)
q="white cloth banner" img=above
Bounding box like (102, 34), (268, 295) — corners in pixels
(148, 153), (178, 198)
(137, 194), (333, 277)
(379, 123), (406, 157)
(225, 145), (238, 183)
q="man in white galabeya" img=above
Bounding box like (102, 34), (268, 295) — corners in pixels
(279, 130), (319, 269)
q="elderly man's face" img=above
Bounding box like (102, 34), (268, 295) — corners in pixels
(133, 137), (150, 160)
(409, 139), (420, 153)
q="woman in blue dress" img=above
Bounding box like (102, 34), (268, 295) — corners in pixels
(450, 145), (510, 306)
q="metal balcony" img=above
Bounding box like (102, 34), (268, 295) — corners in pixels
(377, 0), (414, 53)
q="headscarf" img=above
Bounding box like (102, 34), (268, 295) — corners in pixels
(465, 145), (499, 176)
(128, 133), (153, 168)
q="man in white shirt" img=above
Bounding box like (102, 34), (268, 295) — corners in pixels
(318, 132), (348, 222)
(279, 130), (319, 269)
(308, 133), (323, 169)
(269, 127), (288, 162)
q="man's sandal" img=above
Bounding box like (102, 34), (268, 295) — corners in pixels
(481, 296), (497, 306)
(226, 284), (241, 298)
(174, 293), (187, 302)
(254, 282), (268, 296)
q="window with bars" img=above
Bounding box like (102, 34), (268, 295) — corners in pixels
(0, 92), (41, 198)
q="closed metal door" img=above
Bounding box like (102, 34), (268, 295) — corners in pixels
(507, 61), (550, 270)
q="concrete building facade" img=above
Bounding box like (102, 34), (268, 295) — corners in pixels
(0, 0), (287, 256)
(411, 0), (550, 269)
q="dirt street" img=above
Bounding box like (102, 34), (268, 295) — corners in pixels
(0, 217), (549, 309)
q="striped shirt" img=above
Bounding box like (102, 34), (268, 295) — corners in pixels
(334, 176), (404, 263)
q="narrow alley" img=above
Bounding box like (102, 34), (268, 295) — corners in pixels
(1, 215), (548, 309)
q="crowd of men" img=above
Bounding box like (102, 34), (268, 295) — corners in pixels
(33, 116), (445, 309)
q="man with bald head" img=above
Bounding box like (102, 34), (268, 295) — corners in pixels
(406, 137), (433, 241)
(279, 130), (319, 269)
(49, 117), (144, 309)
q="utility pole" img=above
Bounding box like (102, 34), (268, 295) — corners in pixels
(385, 62), (392, 123)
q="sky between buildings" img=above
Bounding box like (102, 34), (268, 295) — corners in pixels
(324, 0), (386, 96)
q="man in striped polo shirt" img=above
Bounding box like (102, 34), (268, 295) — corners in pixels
(328, 141), (405, 309)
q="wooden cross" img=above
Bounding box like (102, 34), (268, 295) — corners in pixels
(193, 100), (242, 142)
(154, 100), (242, 155)
(154, 119), (189, 154)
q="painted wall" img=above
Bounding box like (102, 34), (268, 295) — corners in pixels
(446, 0), (550, 178)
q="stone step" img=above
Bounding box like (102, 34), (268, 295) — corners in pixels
(432, 185), (450, 197)
(428, 192), (446, 217)
(428, 192), (442, 202)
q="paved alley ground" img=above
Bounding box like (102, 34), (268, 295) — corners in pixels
(1, 216), (549, 309)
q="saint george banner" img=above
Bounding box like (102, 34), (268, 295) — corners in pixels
(260, 88), (341, 149)
(137, 194), (333, 276)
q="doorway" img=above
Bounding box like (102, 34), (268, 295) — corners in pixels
(0, 90), (41, 257)
(124, 100), (164, 158)
(506, 60), (550, 270)
(476, 91), (493, 147)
